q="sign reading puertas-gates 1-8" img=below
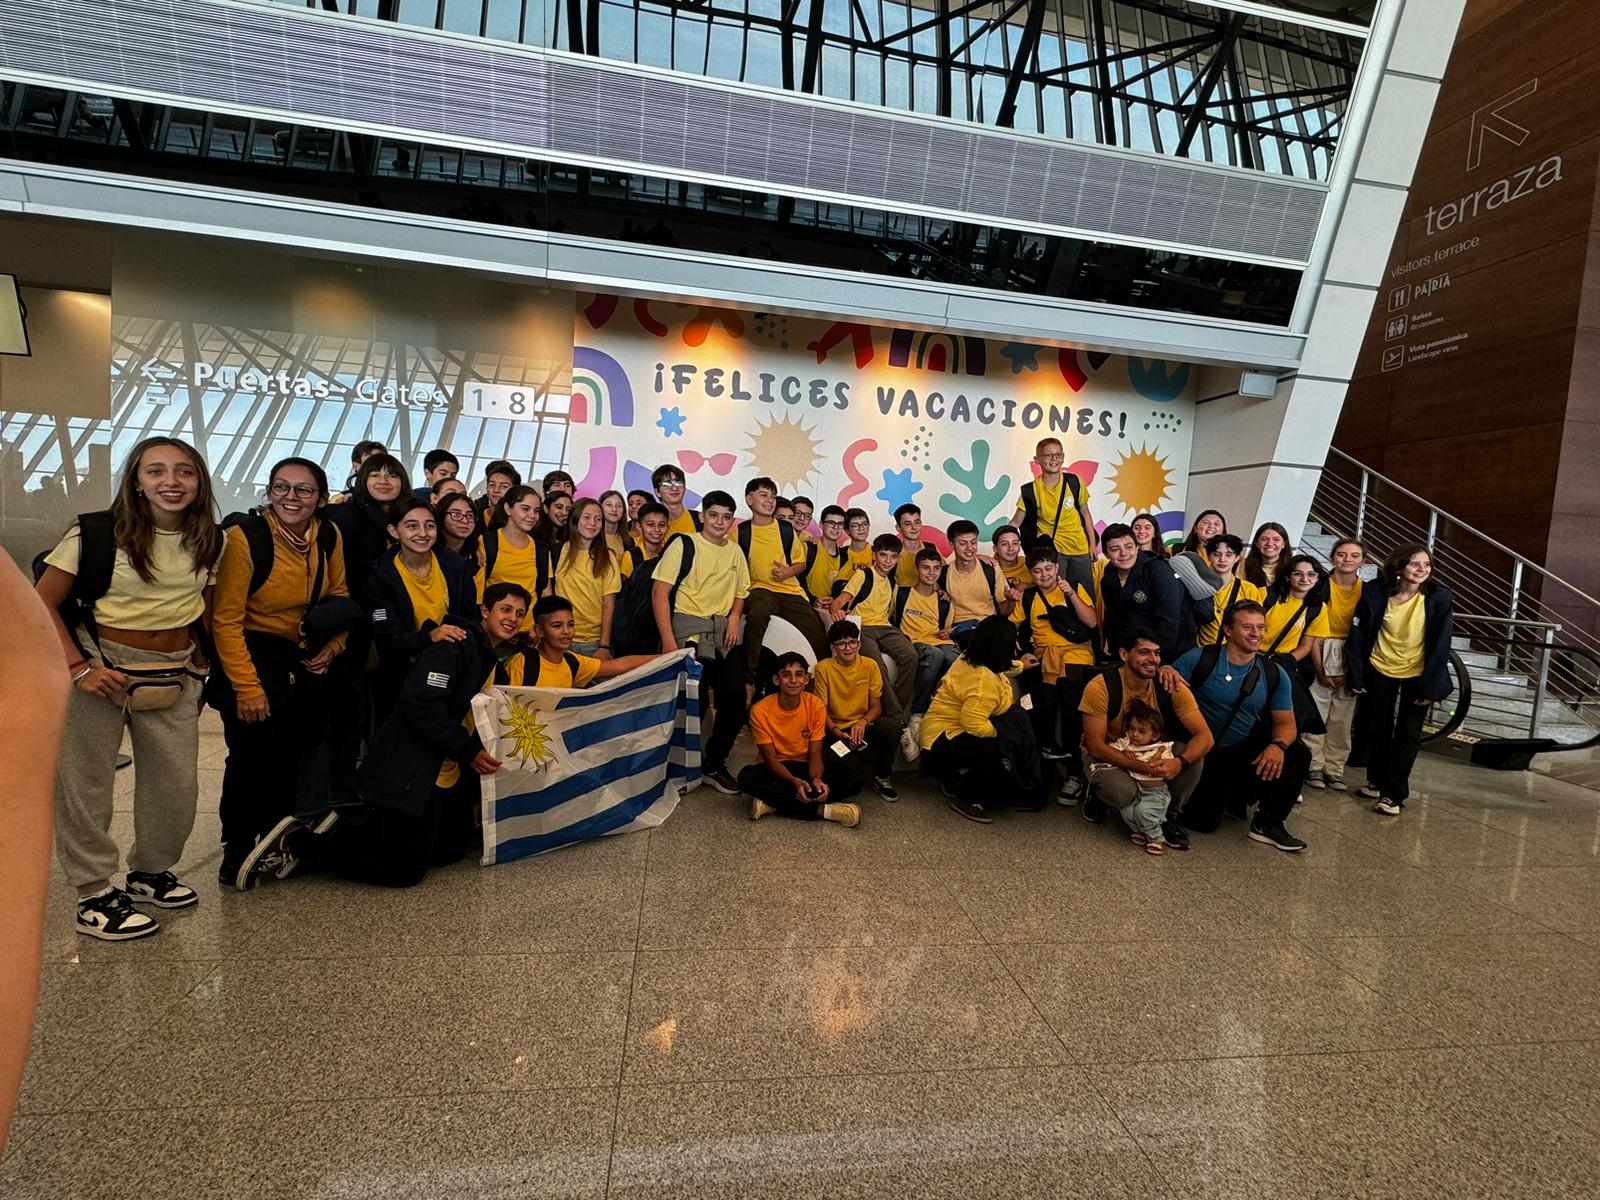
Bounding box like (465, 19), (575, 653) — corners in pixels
(558, 295), (1198, 545)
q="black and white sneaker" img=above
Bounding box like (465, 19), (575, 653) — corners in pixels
(76, 888), (159, 941)
(236, 816), (308, 891)
(1374, 797), (1404, 816)
(1248, 819), (1307, 853)
(1056, 775), (1084, 807)
(703, 766), (742, 795)
(948, 796), (993, 824)
(1160, 819), (1190, 851)
(872, 776), (900, 801)
(124, 870), (198, 909)
(1040, 744), (1072, 762)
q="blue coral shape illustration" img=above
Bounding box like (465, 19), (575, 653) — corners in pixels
(656, 406), (687, 438)
(876, 468), (924, 512)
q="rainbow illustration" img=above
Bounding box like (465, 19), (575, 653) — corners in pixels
(887, 329), (987, 376)
(569, 346), (636, 427)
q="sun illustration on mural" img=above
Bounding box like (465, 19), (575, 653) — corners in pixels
(1107, 445), (1174, 515)
(744, 414), (823, 491)
(501, 699), (558, 768)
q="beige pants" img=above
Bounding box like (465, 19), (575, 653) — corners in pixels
(1304, 638), (1357, 779)
(54, 639), (203, 895)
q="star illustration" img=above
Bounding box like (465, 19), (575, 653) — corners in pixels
(656, 406), (687, 438)
(1000, 342), (1042, 373)
(875, 468), (923, 511)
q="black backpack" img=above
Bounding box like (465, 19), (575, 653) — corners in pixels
(33, 510), (116, 657)
(221, 511), (341, 599)
(612, 545), (661, 656)
(1021, 585), (1093, 646)
(1017, 474), (1082, 548)
(890, 585), (951, 631)
(528, 649), (582, 686)
(1187, 643), (1287, 740)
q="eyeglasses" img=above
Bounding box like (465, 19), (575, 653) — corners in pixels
(269, 481), (319, 498)
(1038, 454), (1064, 463)
(1290, 571), (1318, 580)
(657, 479), (686, 489)
(833, 637), (860, 646)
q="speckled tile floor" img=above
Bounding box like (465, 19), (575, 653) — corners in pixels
(6, 722), (1600, 1198)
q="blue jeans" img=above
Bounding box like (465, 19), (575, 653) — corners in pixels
(913, 643), (960, 714)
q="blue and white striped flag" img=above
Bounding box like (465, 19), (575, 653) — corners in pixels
(470, 651), (703, 865)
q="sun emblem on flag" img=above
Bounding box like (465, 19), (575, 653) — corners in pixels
(502, 698), (558, 767)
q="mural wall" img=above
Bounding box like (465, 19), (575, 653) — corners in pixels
(568, 294), (1196, 549)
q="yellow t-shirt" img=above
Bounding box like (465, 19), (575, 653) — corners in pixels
(894, 547), (924, 588)
(1010, 583), (1096, 663)
(803, 542), (847, 600)
(743, 521), (806, 597)
(1028, 476), (1090, 556)
(1079, 669), (1204, 742)
(898, 587), (952, 647)
(840, 567), (894, 627)
(619, 546), (660, 579)
(943, 560), (1007, 623)
(553, 548), (622, 643)
(811, 655), (883, 727)
(845, 545), (873, 573)
(45, 525), (216, 630)
(749, 692), (828, 762)
(665, 509), (700, 538)
(998, 558), (1031, 589)
(1197, 578), (1268, 646)
(397, 558), (450, 629)
(1370, 593), (1426, 678)
(652, 534), (751, 619)
(1325, 578), (1361, 638)
(477, 530), (549, 631)
(604, 531), (629, 559)
(919, 658), (1014, 748)
(515, 649), (604, 689)
(1262, 597), (1332, 655)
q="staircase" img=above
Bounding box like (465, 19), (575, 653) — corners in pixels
(1301, 451), (1600, 766)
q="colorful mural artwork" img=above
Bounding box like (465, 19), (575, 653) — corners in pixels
(565, 295), (1196, 539)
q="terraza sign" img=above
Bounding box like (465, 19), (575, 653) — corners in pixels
(1422, 154), (1564, 235)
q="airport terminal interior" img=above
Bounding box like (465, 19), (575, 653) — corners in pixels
(4, 0), (1600, 1195)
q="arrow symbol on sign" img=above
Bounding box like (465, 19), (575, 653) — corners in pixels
(1467, 78), (1536, 170)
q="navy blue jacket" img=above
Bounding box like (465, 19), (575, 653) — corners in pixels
(326, 495), (392, 609)
(365, 548), (479, 665)
(1100, 551), (1191, 664)
(1344, 582), (1456, 702)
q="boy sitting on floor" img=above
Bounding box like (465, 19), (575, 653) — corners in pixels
(740, 653), (862, 828)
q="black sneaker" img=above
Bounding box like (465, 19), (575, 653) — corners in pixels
(1040, 744), (1072, 762)
(1160, 819), (1190, 851)
(1081, 795), (1108, 825)
(1056, 775), (1084, 807)
(872, 776), (900, 801)
(1248, 818), (1307, 853)
(703, 766), (742, 795)
(948, 796), (993, 824)
(236, 816), (309, 891)
(218, 849), (246, 888)
(76, 888), (159, 941)
(124, 870), (198, 909)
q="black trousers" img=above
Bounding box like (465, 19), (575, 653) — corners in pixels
(737, 758), (854, 819)
(1362, 670), (1429, 802)
(308, 779), (479, 888)
(923, 733), (1003, 803)
(1179, 733), (1310, 832)
(1021, 663), (1093, 767)
(824, 721), (897, 797)
(700, 650), (749, 772)
(213, 633), (337, 854)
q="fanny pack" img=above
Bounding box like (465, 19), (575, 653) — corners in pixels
(107, 654), (206, 711)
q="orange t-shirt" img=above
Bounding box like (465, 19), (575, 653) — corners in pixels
(749, 692), (828, 762)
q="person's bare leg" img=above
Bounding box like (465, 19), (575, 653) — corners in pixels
(0, 556), (70, 1152)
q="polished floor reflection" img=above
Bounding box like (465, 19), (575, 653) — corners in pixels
(7, 724), (1600, 1198)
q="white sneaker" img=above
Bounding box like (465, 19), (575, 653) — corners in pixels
(822, 802), (861, 828)
(749, 797), (775, 821)
(899, 725), (921, 764)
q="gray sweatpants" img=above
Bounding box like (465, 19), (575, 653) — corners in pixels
(55, 639), (203, 896)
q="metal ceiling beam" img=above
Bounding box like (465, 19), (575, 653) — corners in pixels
(995, 0), (1047, 129)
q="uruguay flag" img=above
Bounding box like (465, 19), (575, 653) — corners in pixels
(470, 651), (703, 865)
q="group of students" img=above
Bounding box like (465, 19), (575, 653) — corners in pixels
(33, 432), (1454, 940)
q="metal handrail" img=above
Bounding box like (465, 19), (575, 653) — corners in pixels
(1325, 448), (1600, 610)
(1454, 615), (1564, 631)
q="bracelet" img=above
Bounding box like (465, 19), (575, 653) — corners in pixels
(597, 644), (611, 651)
(71, 664), (94, 684)
(1270, 738), (1289, 751)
